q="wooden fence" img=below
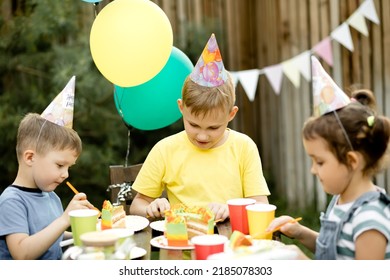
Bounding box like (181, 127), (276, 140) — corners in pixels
(148, 0), (390, 211)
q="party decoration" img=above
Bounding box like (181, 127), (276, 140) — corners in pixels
(41, 76), (76, 128)
(311, 56), (350, 117)
(225, 0), (379, 100)
(82, 0), (102, 3)
(90, 0), (173, 87)
(190, 33), (228, 87)
(114, 47), (193, 130)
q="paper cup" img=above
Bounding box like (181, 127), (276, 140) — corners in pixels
(227, 198), (256, 234)
(105, 228), (136, 260)
(69, 209), (99, 246)
(246, 204), (276, 239)
(191, 234), (228, 260)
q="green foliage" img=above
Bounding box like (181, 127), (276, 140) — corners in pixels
(0, 0), (182, 208)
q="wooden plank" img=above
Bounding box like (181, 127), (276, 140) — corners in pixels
(289, 0), (302, 208)
(279, 0), (298, 208)
(297, 0), (312, 208)
(369, 0), (385, 188)
(348, 0), (361, 85)
(381, 0), (390, 192)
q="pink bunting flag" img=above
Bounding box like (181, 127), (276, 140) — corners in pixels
(313, 37), (333, 67)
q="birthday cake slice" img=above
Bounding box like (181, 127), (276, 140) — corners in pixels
(164, 204), (214, 247)
(229, 230), (253, 249)
(100, 200), (126, 230)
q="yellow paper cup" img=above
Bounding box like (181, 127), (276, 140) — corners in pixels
(69, 209), (99, 246)
(246, 204), (277, 240)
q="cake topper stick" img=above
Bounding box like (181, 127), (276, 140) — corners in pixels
(253, 217), (303, 239)
(66, 181), (79, 194)
(66, 181), (101, 216)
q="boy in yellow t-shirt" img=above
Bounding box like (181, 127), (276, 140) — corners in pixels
(130, 34), (270, 221)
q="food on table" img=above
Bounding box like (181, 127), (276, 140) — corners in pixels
(164, 204), (214, 246)
(100, 200), (126, 230)
(229, 230), (253, 249)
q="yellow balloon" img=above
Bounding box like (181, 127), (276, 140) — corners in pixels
(90, 0), (173, 87)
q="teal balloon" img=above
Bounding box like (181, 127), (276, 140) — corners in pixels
(114, 47), (193, 130)
(82, 0), (102, 3)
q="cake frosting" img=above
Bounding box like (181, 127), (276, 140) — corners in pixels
(101, 200), (126, 230)
(164, 204), (214, 246)
(229, 230), (253, 249)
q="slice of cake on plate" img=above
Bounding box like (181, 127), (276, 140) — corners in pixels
(164, 204), (214, 247)
(229, 230), (253, 249)
(100, 200), (126, 230)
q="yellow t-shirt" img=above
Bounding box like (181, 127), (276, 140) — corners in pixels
(132, 129), (270, 207)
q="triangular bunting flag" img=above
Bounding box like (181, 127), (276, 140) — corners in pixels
(295, 51), (311, 81)
(228, 71), (239, 88)
(264, 64), (283, 95)
(330, 22), (354, 51)
(237, 69), (260, 102)
(312, 37), (333, 66)
(359, 0), (380, 24)
(347, 10), (369, 36)
(282, 58), (301, 88)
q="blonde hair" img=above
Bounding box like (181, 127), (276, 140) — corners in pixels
(181, 72), (235, 117)
(16, 113), (82, 161)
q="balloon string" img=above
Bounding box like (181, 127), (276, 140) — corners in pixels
(93, 3), (98, 18)
(125, 128), (130, 167)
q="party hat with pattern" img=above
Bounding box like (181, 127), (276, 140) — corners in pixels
(41, 76), (75, 128)
(190, 33), (228, 87)
(311, 56), (350, 117)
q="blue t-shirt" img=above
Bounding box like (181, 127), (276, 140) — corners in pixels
(0, 185), (64, 260)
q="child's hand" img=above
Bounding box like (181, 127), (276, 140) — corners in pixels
(63, 193), (95, 220)
(207, 202), (229, 221)
(146, 197), (170, 218)
(266, 215), (302, 239)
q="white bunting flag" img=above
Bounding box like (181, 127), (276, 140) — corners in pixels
(264, 64), (284, 95)
(331, 22), (354, 51)
(348, 10), (369, 36)
(237, 69), (260, 101)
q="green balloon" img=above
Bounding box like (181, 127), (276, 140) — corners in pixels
(114, 47), (193, 130)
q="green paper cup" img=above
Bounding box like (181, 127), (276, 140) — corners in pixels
(69, 209), (99, 246)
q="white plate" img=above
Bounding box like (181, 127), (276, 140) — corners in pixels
(60, 238), (74, 247)
(97, 215), (149, 232)
(130, 247), (147, 259)
(125, 215), (150, 232)
(207, 247), (298, 260)
(63, 246), (146, 260)
(150, 235), (194, 250)
(150, 220), (165, 232)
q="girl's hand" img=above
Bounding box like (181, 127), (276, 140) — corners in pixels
(266, 215), (302, 239)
